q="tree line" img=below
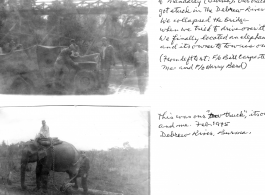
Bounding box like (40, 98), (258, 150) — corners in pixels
(0, 0), (148, 63)
(0, 141), (23, 158)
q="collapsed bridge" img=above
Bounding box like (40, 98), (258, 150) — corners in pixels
(4, 0), (148, 15)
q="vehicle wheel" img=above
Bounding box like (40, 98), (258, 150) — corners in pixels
(10, 78), (33, 94)
(74, 70), (98, 93)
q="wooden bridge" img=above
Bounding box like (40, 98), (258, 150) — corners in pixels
(5, 0), (148, 15)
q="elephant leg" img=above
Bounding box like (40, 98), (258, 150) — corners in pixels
(41, 165), (50, 193)
(36, 162), (42, 190)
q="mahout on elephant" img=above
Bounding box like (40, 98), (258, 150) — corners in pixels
(20, 138), (90, 194)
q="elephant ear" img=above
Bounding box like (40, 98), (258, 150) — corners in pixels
(26, 140), (40, 154)
(22, 141), (37, 156)
(38, 149), (47, 160)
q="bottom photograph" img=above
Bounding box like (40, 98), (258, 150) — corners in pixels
(0, 106), (149, 195)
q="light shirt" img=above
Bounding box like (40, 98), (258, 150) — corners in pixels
(39, 125), (50, 138)
(102, 46), (107, 59)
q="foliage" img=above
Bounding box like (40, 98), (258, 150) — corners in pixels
(0, 141), (149, 195)
(0, 0), (147, 63)
(0, 141), (22, 158)
(0, 141), (22, 179)
(85, 147), (149, 195)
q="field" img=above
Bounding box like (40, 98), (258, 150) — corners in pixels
(0, 146), (149, 195)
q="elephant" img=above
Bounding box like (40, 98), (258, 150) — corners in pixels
(20, 139), (90, 194)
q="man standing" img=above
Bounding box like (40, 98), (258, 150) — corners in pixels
(54, 46), (79, 87)
(134, 43), (148, 94)
(36, 120), (50, 138)
(99, 37), (115, 91)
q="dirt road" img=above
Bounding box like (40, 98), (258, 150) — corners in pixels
(106, 64), (148, 95)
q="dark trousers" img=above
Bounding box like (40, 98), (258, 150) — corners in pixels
(136, 65), (147, 94)
(101, 63), (111, 88)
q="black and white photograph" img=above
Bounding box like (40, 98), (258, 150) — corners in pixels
(0, 106), (149, 195)
(0, 0), (148, 95)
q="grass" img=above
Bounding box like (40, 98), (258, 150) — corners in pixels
(0, 147), (149, 195)
(86, 148), (149, 195)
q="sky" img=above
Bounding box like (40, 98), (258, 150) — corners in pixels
(0, 106), (149, 150)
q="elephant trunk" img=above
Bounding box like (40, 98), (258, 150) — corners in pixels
(20, 156), (28, 190)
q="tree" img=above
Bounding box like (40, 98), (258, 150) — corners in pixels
(2, 140), (7, 147)
(8, 144), (18, 157)
(0, 140), (8, 157)
(0, 0), (148, 63)
(123, 142), (132, 149)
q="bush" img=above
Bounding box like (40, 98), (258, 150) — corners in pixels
(85, 147), (149, 195)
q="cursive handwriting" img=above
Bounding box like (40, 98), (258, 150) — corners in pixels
(156, 110), (265, 138)
(158, 0), (265, 71)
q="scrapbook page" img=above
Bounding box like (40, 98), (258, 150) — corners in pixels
(151, 0), (265, 194)
(1, 0), (265, 195)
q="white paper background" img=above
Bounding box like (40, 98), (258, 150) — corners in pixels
(149, 1), (265, 195)
(0, 0), (265, 194)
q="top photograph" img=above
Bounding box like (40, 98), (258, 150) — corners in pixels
(0, 0), (148, 95)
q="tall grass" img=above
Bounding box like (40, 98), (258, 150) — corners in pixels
(85, 147), (149, 195)
(0, 142), (149, 195)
